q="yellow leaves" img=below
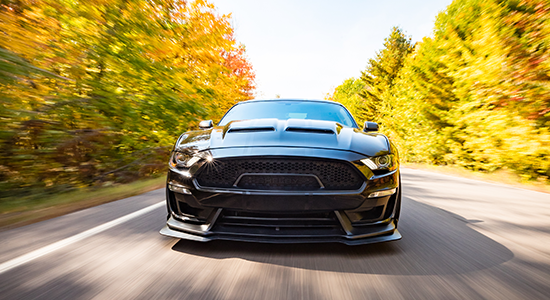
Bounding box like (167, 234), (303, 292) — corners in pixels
(333, 0), (547, 181)
(85, 67), (102, 73)
(0, 0), (255, 193)
(109, 44), (123, 55)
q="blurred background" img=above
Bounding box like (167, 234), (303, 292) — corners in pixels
(0, 0), (548, 222)
(327, 0), (550, 185)
(0, 0), (256, 218)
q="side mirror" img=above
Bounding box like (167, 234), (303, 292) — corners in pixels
(199, 120), (213, 129)
(363, 121), (379, 132)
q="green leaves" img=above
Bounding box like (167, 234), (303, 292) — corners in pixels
(358, 27), (414, 124)
(330, 0), (550, 182)
(326, 77), (364, 123)
(0, 0), (255, 196)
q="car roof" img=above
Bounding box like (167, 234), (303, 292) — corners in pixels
(235, 99), (344, 105)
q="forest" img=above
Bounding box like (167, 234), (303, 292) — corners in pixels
(329, 0), (549, 183)
(0, 0), (255, 200)
(1, 0), (549, 205)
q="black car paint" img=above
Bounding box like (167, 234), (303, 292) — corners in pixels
(161, 99), (401, 245)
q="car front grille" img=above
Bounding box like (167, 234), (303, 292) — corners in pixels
(195, 157), (364, 190)
(212, 210), (345, 237)
(236, 174), (321, 190)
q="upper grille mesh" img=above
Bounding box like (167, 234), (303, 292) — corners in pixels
(196, 158), (363, 190)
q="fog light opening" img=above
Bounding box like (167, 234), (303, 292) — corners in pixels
(368, 188), (397, 198)
(169, 183), (192, 194)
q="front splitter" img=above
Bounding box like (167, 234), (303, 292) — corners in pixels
(160, 225), (401, 246)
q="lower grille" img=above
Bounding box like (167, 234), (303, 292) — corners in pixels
(212, 210), (345, 236)
(236, 174), (321, 190)
(196, 157), (363, 190)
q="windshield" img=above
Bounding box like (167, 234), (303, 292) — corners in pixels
(219, 101), (358, 128)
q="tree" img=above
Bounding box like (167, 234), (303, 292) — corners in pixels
(387, 0), (550, 179)
(326, 78), (364, 124)
(330, 0), (550, 181)
(0, 0), (256, 197)
(358, 27), (414, 123)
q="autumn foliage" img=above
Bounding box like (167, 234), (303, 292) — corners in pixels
(0, 0), (255, 198)
(329, 0), (550, 182)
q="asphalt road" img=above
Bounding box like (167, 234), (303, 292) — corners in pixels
(1, 168), (549, 300)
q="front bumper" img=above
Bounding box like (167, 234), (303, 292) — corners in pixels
(161, 174), (401, 245)
(161, 149), (401, 245)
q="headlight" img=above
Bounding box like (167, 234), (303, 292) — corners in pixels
(170, 151), (199, 168)
(169, 151), (212, 168)
(360, 154), (396, 171)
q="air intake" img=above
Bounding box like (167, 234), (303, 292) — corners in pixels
(285, 128), (334, 134)
(212, 210), (346, 237)
(228, 127), (275, 133)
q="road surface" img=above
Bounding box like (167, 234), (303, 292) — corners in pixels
(1, 168), (549, 299)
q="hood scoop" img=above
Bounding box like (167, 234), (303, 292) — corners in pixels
(223, 119), (279, 138)
(228, 127), (275, 133)
(284, 119), (339, 135)
(285, 127), (334, 134)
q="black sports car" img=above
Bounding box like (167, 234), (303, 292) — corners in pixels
(160, 99), (401, 245)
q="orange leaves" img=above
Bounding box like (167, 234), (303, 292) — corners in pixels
(0, 0), (255, 193)
(222, 44), (256, 96)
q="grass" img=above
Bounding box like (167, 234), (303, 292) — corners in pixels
(403, 162), (550, 194)
(0, 176), (166, 231)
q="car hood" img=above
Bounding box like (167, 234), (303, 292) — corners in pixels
(177, 119), (390, 157)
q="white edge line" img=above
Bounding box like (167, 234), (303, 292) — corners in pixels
(0, 201), (165, 275)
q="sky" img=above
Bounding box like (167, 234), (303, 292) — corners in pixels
(210, 0), (455, 100)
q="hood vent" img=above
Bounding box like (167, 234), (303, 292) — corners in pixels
(228, 127), (275, 133)
(286, 127), (335, 134)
